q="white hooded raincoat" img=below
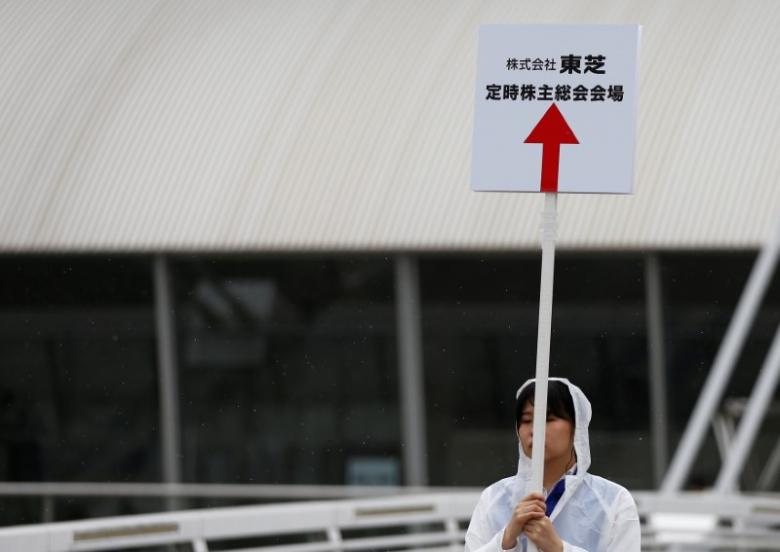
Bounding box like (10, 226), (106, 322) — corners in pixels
(465, 378), (640, 552)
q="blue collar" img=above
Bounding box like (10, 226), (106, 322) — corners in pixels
(545, 465), (576, 516)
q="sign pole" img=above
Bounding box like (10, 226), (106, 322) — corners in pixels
(528, 192), (557, 552)
(471, 25), (641, 551)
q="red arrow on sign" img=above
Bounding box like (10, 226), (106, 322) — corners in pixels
(524, 103), (579, 192)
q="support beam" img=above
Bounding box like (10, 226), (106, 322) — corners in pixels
(661, 220), (780, 492)
(715, 325), (780, 492)
(153, 256), (182, 507)
(395, 256), (428, 486)
(645, 254), (669, 487)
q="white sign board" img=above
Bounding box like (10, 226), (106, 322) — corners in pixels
(471, 25), (641, 194)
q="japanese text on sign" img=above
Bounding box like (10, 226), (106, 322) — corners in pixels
(505, 54), (607, 73)
(488, 53), (623, 103)
(486, 84), (623, 102)
(471, 24), (641, 194)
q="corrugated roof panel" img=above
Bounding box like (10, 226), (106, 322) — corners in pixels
(0, 0), (778, 252)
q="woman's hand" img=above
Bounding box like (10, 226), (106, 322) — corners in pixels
(501, 493), (546, 549)
(524, 516), (564, 552)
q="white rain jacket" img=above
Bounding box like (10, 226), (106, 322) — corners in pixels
(465, 378), (640, 552)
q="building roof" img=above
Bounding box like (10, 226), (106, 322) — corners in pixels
(1, 0), (778, 252)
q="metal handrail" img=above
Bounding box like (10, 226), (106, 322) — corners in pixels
(1, 490), (780, 551)
(0, 481), (456, 500)
(0, 492), (475, 552)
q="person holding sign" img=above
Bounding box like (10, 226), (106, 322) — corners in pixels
(465, 378), (640, 551)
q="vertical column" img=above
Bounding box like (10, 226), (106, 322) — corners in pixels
(395, 255), (428, 486)
(645, 254), (669, 487)
(153, 256), (182, 507)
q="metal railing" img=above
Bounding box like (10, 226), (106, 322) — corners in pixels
(636, 492), (780, 550)
(0, 491), (474, 552)
(1, 488), (780, 551)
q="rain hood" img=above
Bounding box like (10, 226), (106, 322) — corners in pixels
(464, 378), (641, 552)
(514, 377), (592, 484)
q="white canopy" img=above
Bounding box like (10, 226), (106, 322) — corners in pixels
(1, 0), (778, 252)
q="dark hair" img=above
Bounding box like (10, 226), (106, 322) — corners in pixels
(515, 381), (575, 428)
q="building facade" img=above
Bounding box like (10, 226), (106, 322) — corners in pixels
(1, 0), (779, 526)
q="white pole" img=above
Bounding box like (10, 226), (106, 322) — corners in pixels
(528, 193), (557, 552)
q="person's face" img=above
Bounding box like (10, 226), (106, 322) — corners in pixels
(517, 401), (574, 463)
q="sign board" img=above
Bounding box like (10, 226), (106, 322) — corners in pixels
(471, 25), (641, 194)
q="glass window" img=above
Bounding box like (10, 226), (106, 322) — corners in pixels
(172, 257), (399, 486)
(419, 254), (650, 489)
(0, 256), (158, 524)
(2, 249), (777, 528)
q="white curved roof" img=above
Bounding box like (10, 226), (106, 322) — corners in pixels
(0, 0), (778, 252)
